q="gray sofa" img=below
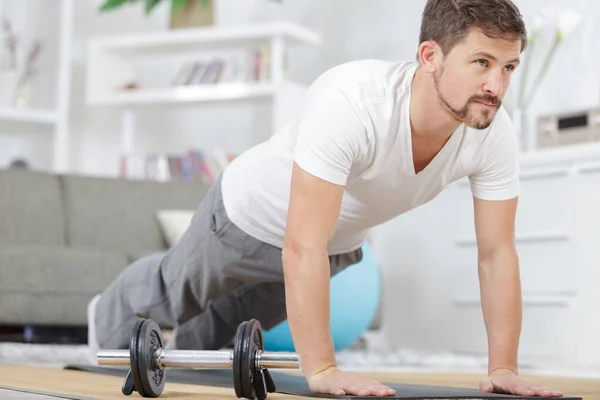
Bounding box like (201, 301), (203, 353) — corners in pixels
(0, 168), (208, 327)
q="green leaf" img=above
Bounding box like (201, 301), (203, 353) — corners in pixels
(171, 0), (187, 12)
(99, 0), (131, 12)
(202, 0), (210, 7)
(145, 0), (161, 14)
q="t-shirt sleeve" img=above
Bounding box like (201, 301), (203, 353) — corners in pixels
(468, 110), (520, 201)
(292, 85), (370, 186)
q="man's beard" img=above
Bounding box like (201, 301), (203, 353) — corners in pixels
(433, 68), (501, 130)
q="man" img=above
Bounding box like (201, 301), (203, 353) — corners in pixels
(88, 0), (564, 397)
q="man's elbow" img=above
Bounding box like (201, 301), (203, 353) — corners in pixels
(478, 241), (518, 268)
(282, 236), (328, 272)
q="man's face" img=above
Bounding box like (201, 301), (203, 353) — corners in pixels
(432, 29), (521, 130)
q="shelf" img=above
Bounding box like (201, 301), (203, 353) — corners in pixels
(90, 81), (301, 106)
(456, 231), (571, 247)
(0, 108), (58, 124)
(453, 295), (573, 307)
(520, 141), (600, 167)
(89, 21), (321, 57)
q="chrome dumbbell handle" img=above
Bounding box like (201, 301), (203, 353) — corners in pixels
(97, 349), (300, 370)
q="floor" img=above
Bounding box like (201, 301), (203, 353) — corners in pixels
(0, 362), (599, 400)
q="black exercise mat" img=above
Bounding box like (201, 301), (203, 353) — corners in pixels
(64, 364), (580, 399)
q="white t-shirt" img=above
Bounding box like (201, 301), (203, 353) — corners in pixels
(221, 60), (519, 255)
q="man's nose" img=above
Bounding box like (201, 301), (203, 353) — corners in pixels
(483, 71), (503, 96)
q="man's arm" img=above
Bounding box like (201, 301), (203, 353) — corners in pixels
(473, 195), (521, 376)
(282, 161), (345, 377)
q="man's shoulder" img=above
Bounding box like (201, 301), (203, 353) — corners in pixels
(466, 106), (516, 146)
(466, 106), (521, 200)
(464, 105), (519, 170)
(490, 106), (514, 132)
(321, 59), (416, 77)
(308, 59), (418, 105)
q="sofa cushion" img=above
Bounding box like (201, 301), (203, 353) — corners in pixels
(0, 245), (129, 325)
(155, 209), (195, 247)
(0, 169), (66, 247)
(61, 174), (208, 254)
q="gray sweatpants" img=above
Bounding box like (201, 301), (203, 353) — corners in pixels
(94, 173), (363, 350)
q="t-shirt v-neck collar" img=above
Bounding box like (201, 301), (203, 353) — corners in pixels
(403, 65), (463, 177)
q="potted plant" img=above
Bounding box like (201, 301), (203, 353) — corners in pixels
(99, 0), (281, 29)
(99, 0), (213, 29)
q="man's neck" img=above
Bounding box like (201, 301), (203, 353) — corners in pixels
(409, 67), (462, 140)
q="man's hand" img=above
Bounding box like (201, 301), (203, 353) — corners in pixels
(479, 369), (563, 397)
(307, 366), (397, 397)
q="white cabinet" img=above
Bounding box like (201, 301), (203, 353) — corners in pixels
(372, 142), (600, 369)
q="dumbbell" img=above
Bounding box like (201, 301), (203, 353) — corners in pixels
(96, 317), (300, 399)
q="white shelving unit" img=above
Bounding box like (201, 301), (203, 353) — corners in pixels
(90, 81), (295, 106)
(86, 21), (320, 59)
(0, 108), (58, 124)
(86, 21), (321, 156)
(0, 0), (73, 173)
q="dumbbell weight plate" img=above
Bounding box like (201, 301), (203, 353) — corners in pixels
(130, 318), (166, 398)
(241, 319), (263, 399)
(233, 319), (268, 399)
(232, 320), (247, 399)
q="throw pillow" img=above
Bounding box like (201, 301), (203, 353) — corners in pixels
(156, 209), (195, 247)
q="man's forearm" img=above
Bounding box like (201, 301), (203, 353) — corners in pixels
(478, 246), (522, 375)
(282, 246), (336, 377)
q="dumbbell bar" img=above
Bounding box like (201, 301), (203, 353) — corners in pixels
(97, 317), (300, 400)
(97, 348), (299, 370)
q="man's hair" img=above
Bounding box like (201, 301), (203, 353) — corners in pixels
(418, 0), (527, 58)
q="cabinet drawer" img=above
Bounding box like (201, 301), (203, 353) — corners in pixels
(516, 168), (574, 234)
(452, 233), (576, 298)
(450, 169), (573, 242)
(516, 235), (576, 293)
(448, 298), (576, 362)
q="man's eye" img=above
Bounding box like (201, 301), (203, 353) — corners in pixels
(476, 59), (487, 66)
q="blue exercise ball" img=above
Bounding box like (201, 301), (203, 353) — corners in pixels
(263, 242), (381, 352)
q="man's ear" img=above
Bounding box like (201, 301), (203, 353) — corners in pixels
(417, 41), (440, 74)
